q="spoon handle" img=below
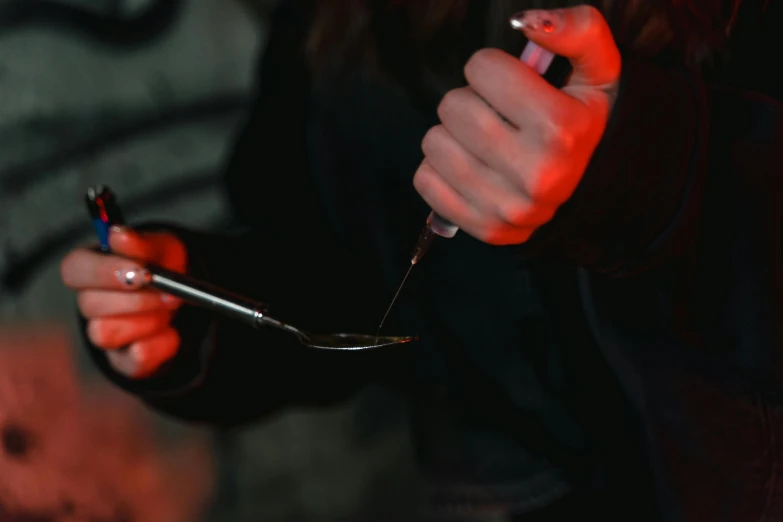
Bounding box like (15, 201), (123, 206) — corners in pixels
(135, 264), (270, 328)
(86, 186), (273, 329)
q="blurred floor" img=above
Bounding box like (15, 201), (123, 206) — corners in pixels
(0, 326), (213, 522)
(0, 1), (421, 520)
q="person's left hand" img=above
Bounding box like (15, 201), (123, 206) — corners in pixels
(414, 5), (621, 245)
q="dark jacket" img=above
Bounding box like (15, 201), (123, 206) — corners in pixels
(83, 2), (783, 520)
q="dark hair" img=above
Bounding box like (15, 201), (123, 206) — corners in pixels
(305, 0), (755, 77)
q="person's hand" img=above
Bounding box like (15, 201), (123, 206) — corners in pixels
(60, 228), (187, 378)
(414, 5), (621, 245)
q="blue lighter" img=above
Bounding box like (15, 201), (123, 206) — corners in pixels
(85, 186), (125, 252)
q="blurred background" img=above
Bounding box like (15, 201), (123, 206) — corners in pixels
(0, 0), (420, 520)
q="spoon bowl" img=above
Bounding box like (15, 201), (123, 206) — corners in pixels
(298, 332), (416, 351)
(126, 266), (416, 351)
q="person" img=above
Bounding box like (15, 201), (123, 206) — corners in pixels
(60, 0), (783, 520)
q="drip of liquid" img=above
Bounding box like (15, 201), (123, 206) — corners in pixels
(376, 262), (414, 339)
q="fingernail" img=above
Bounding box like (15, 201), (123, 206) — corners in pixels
(114, 268), (151, 288)
(110, 225), (126, 234)
(509, 10), (563, 33)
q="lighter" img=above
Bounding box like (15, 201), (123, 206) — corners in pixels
(85, 186), (124, 252)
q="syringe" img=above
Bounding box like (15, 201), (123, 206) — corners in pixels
(410, 40), (563, 265)
(377, 39), (569, 335)
(410, 212), (458, 264)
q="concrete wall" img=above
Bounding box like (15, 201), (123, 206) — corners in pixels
(0, 1), (420, 520)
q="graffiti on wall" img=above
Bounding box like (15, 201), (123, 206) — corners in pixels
(0, 0), (261, 314)
(0, 2), (261, 520)
(0, 4), (418, 522)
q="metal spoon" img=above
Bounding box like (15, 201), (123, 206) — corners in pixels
(121, 265), (416, 351)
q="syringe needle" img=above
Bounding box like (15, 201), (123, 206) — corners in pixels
(376, 40), (560, 342)
(377, 221), (435, 337)
(377, 262), (414, 338)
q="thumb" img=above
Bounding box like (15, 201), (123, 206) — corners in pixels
(109, 227), (187, 271)
(510, 5), (621, 88)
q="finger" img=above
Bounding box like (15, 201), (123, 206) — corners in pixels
(78, 289), (180, 318)
(108, 226), (157, 261)
(422, 124), (556, 227)
(509, 6), (621, 89)
(106, 328), (180, 379)
(423, 123), (513, 204)
(109, 227), (186, 271)
(436, 86), (528, 178)
(435, 88), (570, 208)
(413, 160), (531, 245)
(87, 312), (174, 350)
(61, 248), (147, 291)
(464, 48), (578, 129)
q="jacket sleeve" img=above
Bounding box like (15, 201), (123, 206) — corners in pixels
(521, 38), (783, 288)
(520, 58), (711, 277)
(82, 0), (411, 426)
(522, 0), (783, 275)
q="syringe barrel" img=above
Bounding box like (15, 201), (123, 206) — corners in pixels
(426, 211), (459, 238)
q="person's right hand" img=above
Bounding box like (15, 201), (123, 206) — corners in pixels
(60, 227), (188, 379)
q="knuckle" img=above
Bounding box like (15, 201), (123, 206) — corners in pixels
(487, 234), (514, 246)
(469, 221), (496, 244)
(479, 225), (508, 246)
(59, 254), (73, 285)
(106, 350), (135, 377)
(473, 111), (500, 146)
(421, 125), (445, 156)
(130, 344), (150, 368)
(509, 165), (533, 195)
(532, 204), (558, 225)
(464, 48), (495, 80)
(463, 52), (481, 81)
(437, 89), (463, 121)
(77, 292), (99, 317)
(110, 345), (150, 379)
(540, 117), (576, 154)
(482, 230), (502, 245)
(488, 226), (533, 246)
(583, 4), (602, 22)
(59, 249), (85, 287)
(578, 5), (605, 36)
(413, 163), (436, 194)
(472, 140), (494, 162)
(162, 330), (181, 356)
(529, 161), (569, 203)
(496, 200), (528, 226)
(87, 319), (111, 348)
(471, 227), (491, 244)
(135, 333), (179, 376)
(547, 102), (571, 129)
